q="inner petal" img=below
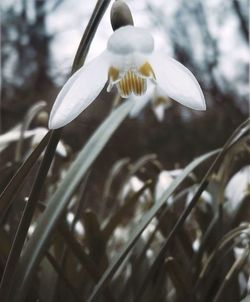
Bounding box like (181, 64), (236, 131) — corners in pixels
(107, 61), (156, 98)
(117, 70), (146, 98)
(139, 62), (156, 80)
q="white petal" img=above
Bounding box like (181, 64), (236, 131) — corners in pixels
(150, 52), (206, 110)
(107, 25), (154, 55)
(56, 141), (67, 157)
(225, 166), (250, 215)
(153, 104), (165, 122)
(49, 51), (110, 129)
(155, 171), (174, 203)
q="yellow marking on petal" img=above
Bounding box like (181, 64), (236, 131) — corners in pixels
(108, 66), (120, 81)
(121, 78), (126, 96)
(117, 69), (148, 97)
(133, 73), (138, 95)
(125, 72), (131, 95)
(128, 71), (133, 94)
(136, 76), (141, 96)
(139, 62), (156, 79)
(125, 73), (129, 96)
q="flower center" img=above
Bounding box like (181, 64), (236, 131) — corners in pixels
(118, 70), (146, 97)
(107, 62), (156, 98)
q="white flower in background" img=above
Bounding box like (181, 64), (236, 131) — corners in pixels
(155, 169), (183, 204)
(129, 85), (172, 121)
(122, 175), (144, 197)
(49, 25), (206, 129)
(121, 175), (151, 205)
(66, 212), (85, 237)
(152, 94), (172, 122)
(225, 166), (250, 215)
(186, 185), (212, 211)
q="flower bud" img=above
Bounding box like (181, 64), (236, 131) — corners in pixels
(110, 0), (134, 31)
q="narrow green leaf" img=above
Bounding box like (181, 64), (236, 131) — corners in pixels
(165, 257), (191, 297)
(10, 99), (134, 302)
(83, 209), (109, 273)
(45, 252), (83, 302)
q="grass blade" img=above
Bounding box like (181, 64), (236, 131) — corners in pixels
(15, 101), (47, 161)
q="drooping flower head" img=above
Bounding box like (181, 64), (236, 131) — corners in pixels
(49, 26), (206, 129)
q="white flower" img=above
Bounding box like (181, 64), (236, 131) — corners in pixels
(66, 212), (85, 237)
(155, 169), (183, 204)
(49, 26), (206, 129)
(225, 166), (250, 215)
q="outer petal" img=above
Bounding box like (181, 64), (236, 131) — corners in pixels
(149, 52), (206, 110)
(49, 51), (110, 129)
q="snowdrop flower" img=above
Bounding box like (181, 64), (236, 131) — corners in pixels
(155, 169), (183, 204)
(225, 166), (250, 215)
(66, 212), (85, 237)
(122, 175), (144, 196)
(121, 175), (151, 204)
(49, 25), (206, 129)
